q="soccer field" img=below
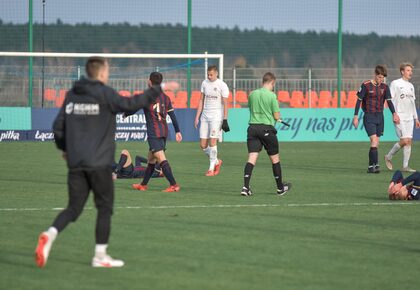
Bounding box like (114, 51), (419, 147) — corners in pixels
(1, 141), (419, 290)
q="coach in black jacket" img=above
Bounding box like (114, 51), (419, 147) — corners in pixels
(35, 56), (158, 268)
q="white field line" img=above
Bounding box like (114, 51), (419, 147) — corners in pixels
(0, 202), (418, 212)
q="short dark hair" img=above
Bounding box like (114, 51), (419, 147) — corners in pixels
(149, 72), (163, 85)
(262, 72), (276, 84)
(85, 56), (107, 79)
(375, 65), (388, 77)
(207, 65), (218, 72)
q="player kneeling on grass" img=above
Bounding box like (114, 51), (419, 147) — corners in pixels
(112, 149), (163, 179)
(132, 72), (182, 192)
(35, 56), (160, 268)
(241, 72), (291, 197)
(388, 170), (420, 200)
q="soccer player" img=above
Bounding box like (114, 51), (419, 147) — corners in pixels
(352, 64), (400, 173)
(388, 170), (420, 200)
(35, 56), (159, 268)
(112, 149), (162, 179)
(240, 72), (291, 196)
(385, 62), (420, 172)
(132, 72), (182, 192)
(194, 65), (230, 176)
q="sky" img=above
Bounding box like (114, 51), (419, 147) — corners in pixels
(1, 0), (420, 36)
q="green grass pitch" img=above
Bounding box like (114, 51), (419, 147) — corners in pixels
(0, 141), (419, 290)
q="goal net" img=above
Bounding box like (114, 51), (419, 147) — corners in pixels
(0, 51), (224, 109)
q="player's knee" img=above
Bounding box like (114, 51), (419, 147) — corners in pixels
(66, 206), (84, 222)
(121, 149), (129, 156)
(97, 205), (113, 218)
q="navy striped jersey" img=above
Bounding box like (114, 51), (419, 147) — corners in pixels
(143, 91), (174, 138)
(356, 80), (391, 113)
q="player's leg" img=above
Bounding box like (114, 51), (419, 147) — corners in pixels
(368, 134), (380, 173)
(385, 123), (404, 170)
(199, 120), (211, 160)
(207, 120), (223, 176)
(241, 125), (261, 196)
(261, 125), (291, 195)
(135, 155), (148, 167)
(155, 150), (180, 192)
(35, 170), (91, 268)
(90, 168), (124, 267)
(133, 150), (156, 190)
(400, 119), (415, 172)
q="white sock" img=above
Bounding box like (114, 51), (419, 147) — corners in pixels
(403, 145), (411, 168)
(95, 244), (108, 258)
(202, 146), (210, 157)
(209, 146), (218, 171)
(387, 143), (401, 159)
(47, 227), (58, 240)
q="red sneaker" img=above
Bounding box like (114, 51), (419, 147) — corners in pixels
(214, 159), (223, 175)
(132, 184), (148, 191)
(205, 170), (215, 176)
(163, 184), (180, 192)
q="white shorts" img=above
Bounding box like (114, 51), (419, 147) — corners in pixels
(200, 119), (222, 139)
(395, 119), (414, 139)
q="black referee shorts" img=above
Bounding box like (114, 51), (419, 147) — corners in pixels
(67, 167), (114, 219)
(363, 112), (384, 137)
(247, 124), (279, 155)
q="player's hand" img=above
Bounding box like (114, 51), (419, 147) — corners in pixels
(222, 119), (230, 132)
(387, 182), (395, 194)
(194, 117), (199, 129)
(175, 132), (182, 143)
(393, 113), (400, 125)
(415, 119), (420, 128)
(352, 116), (358, 129)
(161, 81), (179, 91)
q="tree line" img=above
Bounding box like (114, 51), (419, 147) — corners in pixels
(1, 21), (419, 68)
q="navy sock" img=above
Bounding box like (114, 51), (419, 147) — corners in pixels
(141, 163), (155, 185)
(369, 147), (377, 166)
(272, 162), (283, 189)
(244, 162), (254, 189)
(161, 160), (176, 185)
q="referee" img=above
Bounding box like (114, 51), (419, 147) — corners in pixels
(241, 72), (291, 196)
(35, 56), (159, 268)
(352, 64), (400, 173)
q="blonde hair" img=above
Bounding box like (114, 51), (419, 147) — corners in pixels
(400, 62), (414, 75)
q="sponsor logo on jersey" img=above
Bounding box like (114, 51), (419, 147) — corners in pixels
(66, 102), (100, 115)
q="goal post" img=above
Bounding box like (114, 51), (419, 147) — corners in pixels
(0, 51), (224, 107)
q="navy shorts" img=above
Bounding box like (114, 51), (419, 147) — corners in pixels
(247, 124), (279, 155)
(148, 137), (166, 153)
(363, 112), (384, 137)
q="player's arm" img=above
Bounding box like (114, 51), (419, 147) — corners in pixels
(106, 85), (159, 114)
(52, 98), (67, 152)
(168, 108), (182, 143)
(383, 85), (399, 124)
(353, 83), (366, 128)
(221, 83), (230, 132)
(194, 92), (204, 129)
(402, 171), (420, 186)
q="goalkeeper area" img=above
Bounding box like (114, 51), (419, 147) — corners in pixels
(1, 141), (419, 290)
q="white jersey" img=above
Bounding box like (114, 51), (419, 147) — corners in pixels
(200, 78), (229, 120)
(390, 78), (418, 121)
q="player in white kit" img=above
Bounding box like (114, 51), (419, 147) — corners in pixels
(194, 65), (230, 176)
(385, 62), (420, 172)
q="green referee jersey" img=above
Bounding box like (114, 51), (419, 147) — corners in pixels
(248, 87), (280, 125)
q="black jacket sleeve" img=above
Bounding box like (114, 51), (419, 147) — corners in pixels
(53, 105), (66, 151)
(106, 86), (160, 114)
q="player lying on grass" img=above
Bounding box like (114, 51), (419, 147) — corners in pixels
(112, 149), (163, 179)
(388, 170), (420, 200)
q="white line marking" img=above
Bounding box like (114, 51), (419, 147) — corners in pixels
(0, 202), (418, 212)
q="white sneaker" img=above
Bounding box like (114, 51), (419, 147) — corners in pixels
(35, 232), (55, 268)
(402, 167), (416, 173)
(384, 155), (393, 170)
(92, 255), (124, 268)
